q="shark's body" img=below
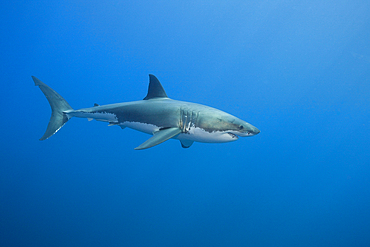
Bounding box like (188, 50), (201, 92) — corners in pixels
(33, 75), (260, 149)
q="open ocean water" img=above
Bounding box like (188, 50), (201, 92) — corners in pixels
(1, 1), (370, 246)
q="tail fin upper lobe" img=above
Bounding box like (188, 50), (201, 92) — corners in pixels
(33, 76), (73, 140)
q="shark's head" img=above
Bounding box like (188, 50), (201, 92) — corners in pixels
(216, 114), (260, 139)
(188, 108), (260, 143)
(226, 118), (260, 138)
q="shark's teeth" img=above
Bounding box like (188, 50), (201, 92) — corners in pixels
(227, 132), (238, 139)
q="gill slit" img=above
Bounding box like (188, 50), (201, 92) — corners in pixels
(179, 107), (199, 133)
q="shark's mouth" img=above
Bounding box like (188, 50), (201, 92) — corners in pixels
(227, 132), (239, 139)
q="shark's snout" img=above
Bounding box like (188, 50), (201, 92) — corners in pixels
(237, 124), (260, 137)
(252, 127), (260, 135)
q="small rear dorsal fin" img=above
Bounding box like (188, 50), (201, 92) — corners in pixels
(143, 74), (168, 100)
(94, 103), (100, 107)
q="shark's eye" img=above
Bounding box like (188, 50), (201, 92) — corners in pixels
(239, 125), (244, 130)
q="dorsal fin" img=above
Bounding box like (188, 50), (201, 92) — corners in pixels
(143, 74), (168, 100)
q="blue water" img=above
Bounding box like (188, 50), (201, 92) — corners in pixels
(1, 1), (370, 246)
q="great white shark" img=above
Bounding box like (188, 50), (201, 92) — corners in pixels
(33, 74), (260, 149)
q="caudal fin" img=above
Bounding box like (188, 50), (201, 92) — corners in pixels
(33, 76), (73, 140)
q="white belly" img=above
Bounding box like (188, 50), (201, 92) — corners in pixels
(121, 122), (237, 143)
(121, 121), (160, 135)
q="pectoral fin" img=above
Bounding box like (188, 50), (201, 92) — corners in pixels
(180, 140), (194, 148)
(134, 127), (182, 150)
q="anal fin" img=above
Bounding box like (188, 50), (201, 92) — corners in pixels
(135, 127), (181, 150)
